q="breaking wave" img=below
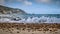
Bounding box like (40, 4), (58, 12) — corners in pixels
(0, 16), (60, 23)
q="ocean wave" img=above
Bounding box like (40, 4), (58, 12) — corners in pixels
(0, 16), (60, 23)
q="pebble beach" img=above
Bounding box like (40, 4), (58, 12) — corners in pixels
(0, 23), (60, 34)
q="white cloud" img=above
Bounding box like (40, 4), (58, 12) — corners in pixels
(0, 0), (5, 5)
(23, 1), (32, 6)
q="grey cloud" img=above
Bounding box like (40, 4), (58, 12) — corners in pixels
(7, 0), (32, 6)
(35, 0), (52, 3)
(35, 0), (60, 5)
(0, 0), (5, 5)
(17, 0), (32, 6)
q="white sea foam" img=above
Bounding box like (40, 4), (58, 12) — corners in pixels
(0, 16), (60, 23)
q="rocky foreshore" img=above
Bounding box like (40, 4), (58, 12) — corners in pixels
(0, 23), (60, 31)
(0, 23), (60, 34)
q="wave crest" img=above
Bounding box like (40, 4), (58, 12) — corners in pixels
(0, 16), (60, 23)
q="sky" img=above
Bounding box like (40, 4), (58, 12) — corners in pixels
(0, 0), (60, 14)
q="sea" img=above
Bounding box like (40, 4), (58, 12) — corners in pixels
(0, 14), (60, 23)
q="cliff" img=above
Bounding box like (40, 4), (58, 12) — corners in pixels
(0, 5), (26, 14)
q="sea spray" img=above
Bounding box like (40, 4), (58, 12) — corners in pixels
(0, 14), (60, 23)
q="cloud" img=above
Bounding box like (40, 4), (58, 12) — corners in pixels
(35, 0), (60, 5)
(17, 0), (25, 2)
(7, 0), (32, 6)
(0, 0), (5, 5)
(17, 0), (22, 1)
(17, 0), (32, 6)
(35, 0), (51, 3)
(23, 1), (32, 6)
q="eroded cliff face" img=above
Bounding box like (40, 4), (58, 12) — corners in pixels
(0, 5), (26, 14)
